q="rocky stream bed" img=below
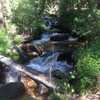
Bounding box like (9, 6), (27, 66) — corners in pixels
(0, 16), (100, 100)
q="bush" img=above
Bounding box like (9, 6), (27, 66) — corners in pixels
(0, 28), (19, 60)
(11, 0), (44, 34)
(58, 0), (100, 36)
(52, 37), (100, 95)
(73, 37), (100, 93)
(13, 35), (24, 45)
(0, 29), (12, 55)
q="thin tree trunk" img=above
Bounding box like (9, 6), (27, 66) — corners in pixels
(0, 0), (8, 32)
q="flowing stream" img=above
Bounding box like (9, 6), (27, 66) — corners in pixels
(26, 51), (73, 74)
(0, 16), (76, 99)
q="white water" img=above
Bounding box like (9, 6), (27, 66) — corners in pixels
(5, 67), (20, 83)
(26, 52), (73, 74)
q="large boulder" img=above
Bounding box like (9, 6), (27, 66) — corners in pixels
(0, 82), (25, 100)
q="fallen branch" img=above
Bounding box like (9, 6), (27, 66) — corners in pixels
(0, 55), (56, 89)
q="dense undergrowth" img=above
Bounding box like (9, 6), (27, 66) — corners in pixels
(50, 36), (100, 99)
(75, 37), (100, 91)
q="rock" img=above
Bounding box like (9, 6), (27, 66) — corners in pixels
(50, 34), (69, 41)
(21, 43), (37, 52)
(22, 35), (33, 44)
(21, 75), (49, 100)
(57, 50), (74, 65)
(13, 45), (29, 63)
(0, 82), (25, 100)
(68, 36), (78, 42)
(21, 75), (39, 97)
(96, 91), (100, 95)
(76, 96), (89, 100)
(0, 64), (5, 84)
(21, 43), (41, 56)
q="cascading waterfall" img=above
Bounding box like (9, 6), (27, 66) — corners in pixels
(26, 51), (73, 74)
(0, 15), (76, 98)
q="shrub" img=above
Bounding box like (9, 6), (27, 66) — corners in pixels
(53, 37), (100, 95)
(73, 37), (100, 93)
(13, 35), (24, 45)
(58, 0), (100, 36)
(11, 0), (44, 34)
(0, 28), (11, 55)
(0, 28), (19, 60)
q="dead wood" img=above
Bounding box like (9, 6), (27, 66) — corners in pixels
(0, 55), (56, 89)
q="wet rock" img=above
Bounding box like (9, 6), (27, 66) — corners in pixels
(21, 75), (38, 96)
(57, 50), (75, 65)
(20, 43), (41, 57)
(68, 36), (78, 42)
(50, 34), (69, 41)
(0, 64), (5, 84)
(27, 52), (39, 59)
(42, 15), (58, 30)
(0, 82), (25, 100)
(21, 75), (49, 100)
(21, 43), (38, 53)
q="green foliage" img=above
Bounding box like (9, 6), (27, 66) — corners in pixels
(13, 35), (23, 45)
(11, 0), (58, 34)
(59, 0), (100, 36)
(11, 0), (43, 33)
(76, 38), (100, 77)
(49, 93), (67, 100)
(11, 0), (100, 37)
(72, 37), (100, 93)
(9, 0), (100, 92)
(49, 37), (100, 97)
(0, 28), (19, 60)
(50, 78), (74, 100)
(52, 37), (100, 95)
(0, 28), (11, 55)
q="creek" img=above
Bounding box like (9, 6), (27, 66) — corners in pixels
(0, 16), (78, 99)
